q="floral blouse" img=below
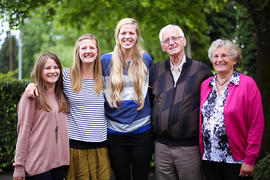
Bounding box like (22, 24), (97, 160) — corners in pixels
(201, 70), (242, 164)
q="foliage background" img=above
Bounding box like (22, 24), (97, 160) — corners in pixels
(0, 78), (28, 172)
(0, 0), (269, 177)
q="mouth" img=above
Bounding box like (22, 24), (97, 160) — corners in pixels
(123, 39), (133, 45)
(48, 74), (59, 78)
(84, 53), (94, 58)
(168, 45), (178, 51)
(215, 63), (226, 67)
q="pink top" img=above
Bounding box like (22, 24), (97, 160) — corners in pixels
(13, 93), (70, 178)
(199, 73), (264, 166)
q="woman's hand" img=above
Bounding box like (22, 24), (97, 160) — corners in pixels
(25, 83), (38, 97)
(239, 162), (254, 177)
(13, 177), (25, 180)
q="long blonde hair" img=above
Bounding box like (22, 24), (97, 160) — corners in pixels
(30, 52), (69, 113)
(110, 18), (147, 110)
(70, 34), (103, 94)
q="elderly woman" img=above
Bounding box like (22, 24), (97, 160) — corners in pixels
(199, 39), (264, 180)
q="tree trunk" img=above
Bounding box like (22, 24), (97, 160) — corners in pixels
(237, 0), (270, 156)
(8, 31), (13, 71)
(254, 8), (270, 156)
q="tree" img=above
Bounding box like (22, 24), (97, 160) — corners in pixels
(0, 34), (18, 74)
(1, 0), (222, 64)
(206, 1), (257, 75)
(19, 14), (54, 78)
(235, 0), (270, 155)
(19, 13), (78, 78)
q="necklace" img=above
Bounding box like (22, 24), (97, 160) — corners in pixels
(55, 112), (58, 144)
(216, 76), (231, 91)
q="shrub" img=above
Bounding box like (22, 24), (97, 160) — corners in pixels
(254, 152), (270, 180)
(0, 80), (28, 172)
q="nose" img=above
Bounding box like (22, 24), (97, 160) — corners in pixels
(216, 56), (224, 61)
(50, 68), (56, 73)
(85, 47), (91, 53)
(168, 38), (176, 45)
(124, 33), (131, 39)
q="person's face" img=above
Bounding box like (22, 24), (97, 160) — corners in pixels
(161, 27), (186, 57)
(42, 58), (60, 87)
(118, 24), (138, 51)
(212, 46), (237, 75)
(79, 39), (98, 64)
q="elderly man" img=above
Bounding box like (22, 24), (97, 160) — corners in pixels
(149, 24), (212, 180)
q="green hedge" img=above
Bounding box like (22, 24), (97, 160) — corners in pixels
(0, 80), (28, 172)
(254, 152), (270, 180)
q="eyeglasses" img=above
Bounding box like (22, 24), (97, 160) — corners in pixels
(212, 54), (232, 60)
(162, 36), (182, 44)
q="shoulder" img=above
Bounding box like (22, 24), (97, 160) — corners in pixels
(101, 53), (113, 76)
(101, 53), (113, 71)
(142, 53), (153, 68)
(189, 57), (210, 70)
(187, 57), (212, 79)
(18, 94), (36, 112)
(240, 73), (255, 82)
(19, 94), (35, 105)
(239, 73), (258, 89)
(101, 53), (112, 63)
(149, 59), (169, 79)
(62, 68), (70, 78)
(151, 59), (168, 69)
(201, 76), (213, 87)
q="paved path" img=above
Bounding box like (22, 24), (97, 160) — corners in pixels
(0, 171), (12, 180)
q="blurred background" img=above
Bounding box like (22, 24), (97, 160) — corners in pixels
(0, 0), (269, 179)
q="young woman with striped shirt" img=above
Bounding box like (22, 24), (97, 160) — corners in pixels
(25, 34), (111, 180)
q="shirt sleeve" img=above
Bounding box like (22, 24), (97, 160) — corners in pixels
(13, 95), (36, 178)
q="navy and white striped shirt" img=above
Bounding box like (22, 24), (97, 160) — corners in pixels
(63, 68), (107, 142)
(101, 53), (153, 134)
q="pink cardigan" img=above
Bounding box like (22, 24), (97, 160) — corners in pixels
(199, 73), (264, 166)
(13, 94), (70, 178)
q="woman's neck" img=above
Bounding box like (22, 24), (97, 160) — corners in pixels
(81, 62), (94, 79)
(45, 87), (55, 97)
(122, 48), (134, 63)
(217, 70), (234, 82)
(45, 83), (55, 94)
(216, 70), (234, 90)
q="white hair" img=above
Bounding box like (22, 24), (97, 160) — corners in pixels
(208, 39), (242, 63)
(159, 24), (185, 43)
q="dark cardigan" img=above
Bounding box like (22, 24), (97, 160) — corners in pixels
(149, 56), (212, 146)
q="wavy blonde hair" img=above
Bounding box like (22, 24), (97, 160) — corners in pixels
(70, 34), (103, 94)
(30, 52), (69, 113)
(110, 18), (147, 110)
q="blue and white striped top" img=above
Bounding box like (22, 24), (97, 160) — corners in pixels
(101, 53), (153, 134)
(63, 68), (107, 142)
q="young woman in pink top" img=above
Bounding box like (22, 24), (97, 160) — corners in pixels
(13, 52), (69, 180)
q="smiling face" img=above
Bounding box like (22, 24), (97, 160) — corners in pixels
(160, 27), (186, 58)
(118, 24), (138, 51)
(79, 39), (98, 64)
(212, 46), (237, 75)
(42, 58), (60, 88)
